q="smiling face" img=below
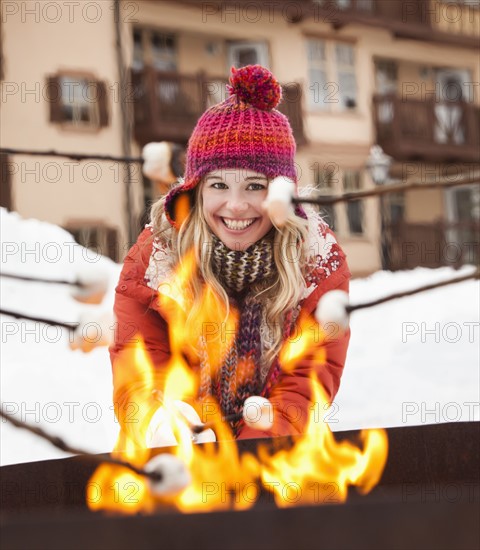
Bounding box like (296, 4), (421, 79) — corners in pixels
(201, 169), (273, 251)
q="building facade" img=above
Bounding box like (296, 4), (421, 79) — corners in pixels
(1, 0), (479, 273)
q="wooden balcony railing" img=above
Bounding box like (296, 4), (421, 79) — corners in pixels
(305, 0), (479, 48)
(386, 219), (480, 271)
(373, 93), (480, 162)
(181, 1), (479, 46)
(131, 68), (306, 147)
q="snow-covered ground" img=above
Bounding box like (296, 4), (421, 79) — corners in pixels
(1, 208), (479, 466)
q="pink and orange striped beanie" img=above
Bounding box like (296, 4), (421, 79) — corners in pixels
(165, 64), (297, 227)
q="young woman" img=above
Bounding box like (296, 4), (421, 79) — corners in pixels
(110, 65), (351, 445)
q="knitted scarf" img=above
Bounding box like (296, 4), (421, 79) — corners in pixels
(211, 232), (275, 294)
(197, 232), (299, 434)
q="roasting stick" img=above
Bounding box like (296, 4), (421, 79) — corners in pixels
(1, 267), (110, 304)
(1, 269), (477, 349)
(1, 268), (112, 348)
(346, 268), (479, 313)
(0, 272), (79, 285)
(0, 400), (269, 493)
(187, 412), (243, 435)
(0, 308), (79, 330)
(0, 406), (194, 495)
(0, 407), (160, 480)
(315, 268), (479, 330)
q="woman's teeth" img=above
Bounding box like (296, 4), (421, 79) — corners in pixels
(222, 218), (255, 230)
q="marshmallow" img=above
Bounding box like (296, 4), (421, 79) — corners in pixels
(69, 310), (115, 353)
(315, 290), (350, 331)
(144, 453), (191, 497)
(265, 176), (295, 228)
(142, 142), (173, 182)
(71, 265), (109, 304)
(243, 396), (274, 431)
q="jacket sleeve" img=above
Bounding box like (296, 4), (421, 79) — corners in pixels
(109, 230), (172, 445)
(238, 260), (351, 440)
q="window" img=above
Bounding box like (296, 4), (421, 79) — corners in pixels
(132, 29), (144, 70)
(151, 32), (177, 70)
(375, 59), (398, 95)
(60, 76), (97, 124)
(356, 0), (375, 10)
(46, 73), (109, 129)
(446, 185), (480, 265)
(310, 163), (366, 236)
(132, 28), (179, 112)
(132, 28), (177, 71)
(311, 161), (337, 230)
(307, 40), (328, 111)
(388, 192), (405, 225)
(65, 223), (119, 262)
(335, 43), (357, 110)
(443, 0), (479, 7)
(313, 0), (352, 9)
(306, 38), (357, 112)
(375, 59), (398, 124)
(227, 42), (269, 69)
(205, 79), (229, 108)
(343, 170), (364, 235)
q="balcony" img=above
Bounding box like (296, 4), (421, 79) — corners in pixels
(373, 94), (480, 162)
(301, 0), (480, 48)
(386, 219), (480, 271)
(131, 68), (306, 147)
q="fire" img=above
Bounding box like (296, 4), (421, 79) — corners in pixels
(157, 249), (238, 372)
(279, 313), (326, 372)
(154, 252), (258, 511)
(87, 465), (154, 515)
(88, 250), (257, 514)
(153, 357), (260, 513)
(258, 375), (388, 507)
(87, 337), (158, 514)
(174, 409), (260, 513)
(87, 247), (388, 515)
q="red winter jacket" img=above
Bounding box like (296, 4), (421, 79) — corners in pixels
(110, 219), (351, 442)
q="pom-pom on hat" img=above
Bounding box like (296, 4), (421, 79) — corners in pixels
(165, 65), (298, 227)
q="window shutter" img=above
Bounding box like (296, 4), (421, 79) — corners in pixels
(46, 75), (63, 123)
(278, 82), (307, 146)
(97, 80), (109, 127)
(0, 22), (4, 81)
(0, 153), (13, 211)
(170, 143), (186, 179)
(105, 227), (119, 262)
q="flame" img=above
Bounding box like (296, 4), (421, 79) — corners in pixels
(87, 246), (388, 515)
(88, 249), (256, 514)
(155, 253), (258, 511)
(87, 465), (154, 515)
(174, 193), (191, 227)
(157, 249), (238, 372)
(87, 337), (158, 514)
(158, 357), (260, 513)
(258, 375), (388, 507)
(174, 412), (260, 513)
(279, 313), (326, 372)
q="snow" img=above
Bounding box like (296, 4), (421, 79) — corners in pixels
(1, 208), (479, 466)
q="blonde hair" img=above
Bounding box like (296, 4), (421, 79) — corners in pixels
(150, 181), (310, 366)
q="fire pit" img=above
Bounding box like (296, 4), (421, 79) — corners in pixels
(1, 421), (478, 550)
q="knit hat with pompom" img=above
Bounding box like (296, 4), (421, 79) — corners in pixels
(165, 65), (297, 227)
